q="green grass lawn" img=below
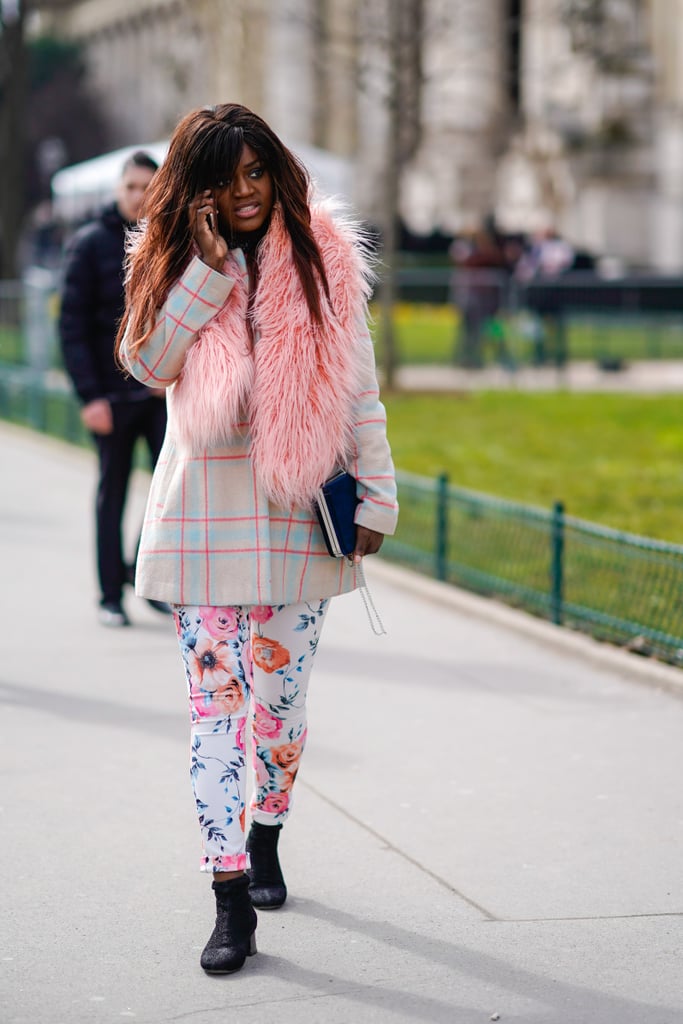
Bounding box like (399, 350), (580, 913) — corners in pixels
(370, 303), (683, 366)
(383, 391), (683, 543)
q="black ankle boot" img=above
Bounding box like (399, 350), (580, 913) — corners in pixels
(246, 822), (287, 909)
(200, 874), (257, 974)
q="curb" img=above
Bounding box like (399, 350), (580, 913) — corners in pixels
(370, 557), (683, 699)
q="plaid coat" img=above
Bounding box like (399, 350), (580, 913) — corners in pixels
(122, 252), (398, 607)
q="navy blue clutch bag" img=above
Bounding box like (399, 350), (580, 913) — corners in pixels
(314, 471), (387, 635)
(314, 471), (359, 558)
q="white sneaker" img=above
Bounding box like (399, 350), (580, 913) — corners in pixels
(98, 602), (131, 627)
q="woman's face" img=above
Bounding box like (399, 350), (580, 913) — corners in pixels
(214, 143), (274, 235)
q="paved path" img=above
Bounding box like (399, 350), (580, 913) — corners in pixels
(39, 359), (683, 398)
(1, 424), (682, 1024)
(395, 359), (683, 392)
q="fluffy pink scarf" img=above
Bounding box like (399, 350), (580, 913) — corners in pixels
(171, 202), (374, 509)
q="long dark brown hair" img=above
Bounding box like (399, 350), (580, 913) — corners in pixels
(116, 103), (331, 361)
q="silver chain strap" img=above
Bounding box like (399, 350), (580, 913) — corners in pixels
(353, 559), (387, 636)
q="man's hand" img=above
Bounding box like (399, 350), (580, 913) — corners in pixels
(353, 526), (384, 564)
(81, 398), (113, 435)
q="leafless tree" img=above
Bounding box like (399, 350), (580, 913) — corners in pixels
(293, 0), (425, 388)
(0, 0), (102, 276)
(359, 0), (424, 388)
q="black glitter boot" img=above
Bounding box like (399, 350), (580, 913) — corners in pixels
(200, 875), (257, 974)
(246, 822), (287, 909)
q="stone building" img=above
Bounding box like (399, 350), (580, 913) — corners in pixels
(496, 0), (659, 269)
(46, 0), (683, 270)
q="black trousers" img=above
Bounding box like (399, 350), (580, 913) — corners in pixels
(92, 397), (167, 605)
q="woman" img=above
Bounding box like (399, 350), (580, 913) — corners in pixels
(117, 104), (398, 975)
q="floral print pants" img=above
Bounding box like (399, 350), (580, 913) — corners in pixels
(174, 600), (328, 872)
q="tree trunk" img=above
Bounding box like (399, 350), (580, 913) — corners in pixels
(378, 32), (401, 389)
(0, 1), (27, 278)
(377, 0), (423, 390)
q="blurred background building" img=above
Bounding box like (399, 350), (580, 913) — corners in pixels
(3, 0), (683, 272)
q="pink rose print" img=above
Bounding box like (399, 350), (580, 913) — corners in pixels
(253, 702), (283, 740)
(254, 756), (270, 789)
(250, 605), (274, 624)
(203, 853), (248, 873)
(260, 793), (289, 815)
(199, 606), (239, 639)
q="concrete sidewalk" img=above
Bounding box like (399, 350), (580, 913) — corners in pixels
(1, 423), (682, 1024)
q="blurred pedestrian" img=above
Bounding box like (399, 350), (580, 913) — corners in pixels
(59, 151), (170, 627)
(516, 226), (574, 283)
(450, 219), (509, 367)
(516, 225), (576, 365)
(116, 104), (398, 975)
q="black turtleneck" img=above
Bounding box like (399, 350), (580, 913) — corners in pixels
(229, 215), (271, 257)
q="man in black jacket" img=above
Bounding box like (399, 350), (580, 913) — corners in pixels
(59, 151), (168, 627)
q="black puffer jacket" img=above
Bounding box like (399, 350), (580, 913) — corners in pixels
(58, 203), (148, 405)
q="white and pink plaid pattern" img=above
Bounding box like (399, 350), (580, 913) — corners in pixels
(122, 254), (398, 606)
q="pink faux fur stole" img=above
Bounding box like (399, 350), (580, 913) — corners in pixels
(171, 202), (374, 509)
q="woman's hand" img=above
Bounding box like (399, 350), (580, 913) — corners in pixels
(188, 190), (227, 271)
(353, 526), (384, 564)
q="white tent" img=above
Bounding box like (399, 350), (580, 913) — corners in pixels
(51, 141), (170, 222)
(51, 139), (354, 223)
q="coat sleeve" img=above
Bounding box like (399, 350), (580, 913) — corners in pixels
(350, 318), (399, 536)
(58, 229), (104, 405)
(120, 256), (235, 386)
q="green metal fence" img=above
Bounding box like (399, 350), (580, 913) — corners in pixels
(0, 370), (90, 446)
(384, 470), (683, 666)
(2, 368), (683, 667)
